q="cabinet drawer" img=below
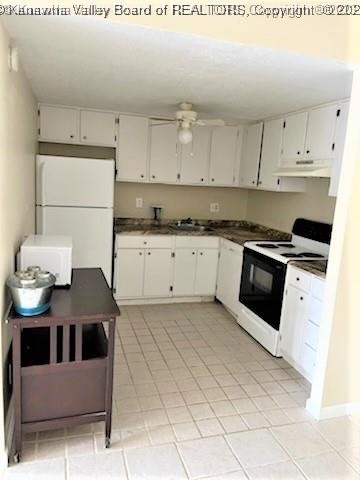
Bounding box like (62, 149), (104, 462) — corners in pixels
(311, 276), (325, 301)
(175, 236), (219, 249)
(222, 239), (243, 254)
(309, 297), (323, 327)
(287, 267), (311, 292)
(116, 235), (174, 249)
(303, 321), (320, 351)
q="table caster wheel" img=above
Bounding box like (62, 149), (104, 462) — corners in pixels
(14, 452), (21, 464)
(105, 437), (111, 449)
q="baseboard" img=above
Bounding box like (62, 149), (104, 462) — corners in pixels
(306, 398), (360, 419)
(117, 296), (215, 306)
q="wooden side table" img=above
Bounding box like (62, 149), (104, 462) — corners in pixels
(8, 268), (120, 463)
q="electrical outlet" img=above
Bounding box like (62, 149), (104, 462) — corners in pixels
(210, 202), (220, 213)
(136, 198), (143, 208)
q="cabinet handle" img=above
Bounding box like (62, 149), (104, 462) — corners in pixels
(306, 150), (310, 154)
(144, 241), (147, 245)
(296, 277), (300, 281)
(152, 175), (155, 179)
(200, 178), (204, 182)
(252, 181), (255, 184)
(259, 181), (262, 185)
(297, 151), (301, 155)
(83, 135), (87, 140)
(139, 252), (143, 256)
(300, 296), (304, 301)
(70, 134), (74, 139)
(192, 252), (196, 255)
(140, 174), (144, 178)
(200, 252), (203, 256)
(211, 178), (215, 182)
(148, 252), (151, 256)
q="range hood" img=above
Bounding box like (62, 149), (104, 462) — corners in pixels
(274, 165), (331, 178)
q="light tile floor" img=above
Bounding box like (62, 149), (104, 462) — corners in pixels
(5, 303), (360, 479)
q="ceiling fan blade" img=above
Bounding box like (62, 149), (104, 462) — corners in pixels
(196, 119), (226, 127)
(150, 120), (176, 127)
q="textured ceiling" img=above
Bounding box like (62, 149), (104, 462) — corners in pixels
(2, 16), (353, 121)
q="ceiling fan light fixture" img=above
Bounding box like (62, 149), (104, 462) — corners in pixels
(178, 126), (193, 145)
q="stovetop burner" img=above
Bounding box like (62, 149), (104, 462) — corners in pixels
(277, 243), (296, 248)
(281, 252), (325, 259)
(255, 243), (279, 249)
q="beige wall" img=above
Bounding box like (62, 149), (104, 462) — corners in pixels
(115, 182), (248, 220)
(246, 179), (336, 233)
(0, 23), (37, 458)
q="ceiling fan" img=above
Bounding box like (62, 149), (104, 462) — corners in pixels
(153, 102), (225, 145)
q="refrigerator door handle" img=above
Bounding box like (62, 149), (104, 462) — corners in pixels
(38, 160), (46, 206)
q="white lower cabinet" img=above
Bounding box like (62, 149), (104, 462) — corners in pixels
(114, 248), (144, 298)
(195, 249), (219, 295)
(173, 249), (197, 296)
(279, 265), (325, 382)
(216, 240), (243, 316)
(143, 249), (174, 297)
(115, 235), (219, 300)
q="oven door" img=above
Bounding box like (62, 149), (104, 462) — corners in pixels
(239, 248), (286, 331)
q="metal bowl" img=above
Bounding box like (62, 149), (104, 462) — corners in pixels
(7, 269), (56, 316)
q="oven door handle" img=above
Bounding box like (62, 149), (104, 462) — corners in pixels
(249, 264), (254, 283)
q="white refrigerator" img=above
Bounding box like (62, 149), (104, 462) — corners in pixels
(36, 155), (114, 286)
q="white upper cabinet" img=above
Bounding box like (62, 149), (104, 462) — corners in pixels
(39, 105), (116, 147)
(149, 123), (179, 184)
(329, 101), (350, 197)
(117, 115), (149, 182)
(281, 111), (308, 163)
(259, 119), (306, 192)
(80, 110), (117, 146)
(304, 104), (338, 162)
(240, 123), (263, 188)
(39, 105), (79, 143)
(180, 127), (211, 185)
(209, 126), (240, 186)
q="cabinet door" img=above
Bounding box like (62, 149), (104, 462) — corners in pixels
(117, 115), (149, 182)
(329, 102), (350, 197)
(240, 123), (263, 188)
(281, 111), (308, 162)
(195, 249), (219, 295)
(258, 119), (283, 191)
(209, 127), (239, 186)
(180, 127), (211, 185)
(80, 110), (117, 146)
(114, 249), (144, 298)
(39, 105), (79, 143)
(173, 249), (197, 296)
(149, 123), (179, 183)
(143, 249), (173, 297)
(216, 242), (243, 315)
(280, 285), (309, 364)
(304, 104), (338, 161)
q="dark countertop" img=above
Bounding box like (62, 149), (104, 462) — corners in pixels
(114, 218), (291, 246)
(114, 219), (327, 278)
(290, 260), (327, 279)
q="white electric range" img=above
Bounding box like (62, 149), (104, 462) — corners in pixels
(238, 219), (331, 356)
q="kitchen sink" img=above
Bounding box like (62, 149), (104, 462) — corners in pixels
(169, 224), (214, 232)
